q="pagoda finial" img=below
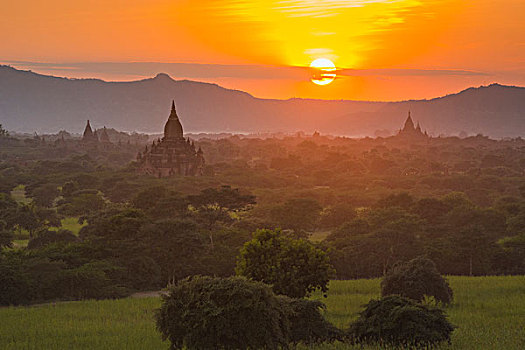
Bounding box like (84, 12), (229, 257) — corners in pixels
(403, 111), (415, 132)
(171, 100), (176, 112)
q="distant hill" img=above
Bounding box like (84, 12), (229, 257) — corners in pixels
(0, 65), (523, 137)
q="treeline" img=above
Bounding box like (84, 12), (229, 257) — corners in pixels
(1, 132), (524, 305)
(326, 192), (525, 278)
(2, 183), (525, 305)
(0, 186), (256, 305)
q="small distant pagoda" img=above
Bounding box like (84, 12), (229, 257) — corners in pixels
(397, 111), (428, 139)
(82, 120), (99, 144)
(136, 101), (205, 177)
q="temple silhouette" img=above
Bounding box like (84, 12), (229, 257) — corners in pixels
(397, 111), (428, 139)
(136, 101), (204, 177)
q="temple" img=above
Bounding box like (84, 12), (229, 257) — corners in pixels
(136, 101), (205, 177)
(82, 120), (98, 144)
(81, 121), (114, 149)
(397, 111), (428, 139)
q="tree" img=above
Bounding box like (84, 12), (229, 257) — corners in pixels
(0, 193), (19, 230)
(15, 204), (40, 237)
(270, 198), (322, 235)
(189, 186), (256, 249)
(412, 197), (451, 224)
(236, 228), (334, 298)
(347, 296), (455, 348)
(375, 192), (414, 210)
(27, 229), (78, 249)
(319, 203), (356, 229)
(155, 276), (290, 350)
(381, 256), (453, 304)
(188, 186), (256, 211)
(140, 219), (206, 283)
(30, 184), (59, 207)
(58, 192), (106, 216)
(0, 124), (8, 138)
(286, 298), (342, 345)
(0, 221), (13, 249)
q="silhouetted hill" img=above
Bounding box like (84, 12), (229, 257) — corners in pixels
(0, 66), (523, 137)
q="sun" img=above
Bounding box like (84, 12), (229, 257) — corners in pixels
(310, 58), (336, 86)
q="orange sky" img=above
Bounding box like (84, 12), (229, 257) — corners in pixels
(1, 0), (524, 100)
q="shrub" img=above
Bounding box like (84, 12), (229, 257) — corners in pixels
(27, 229), (79, 249)
(347, 295), (455, 348)
(381, 256), (453, 304)
(236, 228), (334, 298)
(155, 276), (291, 350)
(286, 298), (343, 346)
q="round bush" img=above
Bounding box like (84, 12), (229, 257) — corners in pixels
(236, 228), (334, 298)
(285, 298), (342, 345)
(381, 256), (453, 304)
(155, 276), (291, 350)
(348, 295), (455, 348)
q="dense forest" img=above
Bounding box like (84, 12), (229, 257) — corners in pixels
(1, 125), (524, 305)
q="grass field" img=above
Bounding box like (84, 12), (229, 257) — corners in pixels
(1, 276), (524, 349)
(10, 185), (31, 205)
(50, 217), (86, 235)
(9, 218), (86, 249)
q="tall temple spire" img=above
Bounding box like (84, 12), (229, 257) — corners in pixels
(82, 120), (98, 142)
(163, 100), (184, 141)
(403, 111), (415, 132)
(83, 120), (93, 138)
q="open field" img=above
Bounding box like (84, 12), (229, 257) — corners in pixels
(1, 276), (524, 350)
(50, 217), (86, 235)
(10, 185), (31, 205)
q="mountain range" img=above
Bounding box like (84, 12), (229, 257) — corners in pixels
(0, 65), (523, 138)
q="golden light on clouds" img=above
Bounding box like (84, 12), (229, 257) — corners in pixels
(179, 0), (447, 68)
(1, 0), (524, 100)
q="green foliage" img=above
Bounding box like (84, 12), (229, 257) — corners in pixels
(347, 295), (455, 348)
(0, 251), (33, 305)
(188, 185), (256, 211)
(2, 277), (525, 350)
(0, 124), (8, 137)
(57, 192), (105, 216)
(319, 203), (356, 229)
(375, 192), (414, 210)
(0, 220), (14, 249)
(270, 198), (322, 234)
(381, 256), (453, 304)
(236, 228), (334, 298)
(155, 276), (290, 350)
(286, 298), (343, 346)
(27, 228), (79, 249)
(0, 248), (129, 305)
(30, 183), (60, 207)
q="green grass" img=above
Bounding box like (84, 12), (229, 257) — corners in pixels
(50, 217), (86, 235)
(10, 185), (31, 204)
(12, 239), (29, 249)
(310, 230), (331, 242)
(1, 276), (524, 349)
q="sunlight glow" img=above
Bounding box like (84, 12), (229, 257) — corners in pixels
(310, 58), (336, 85)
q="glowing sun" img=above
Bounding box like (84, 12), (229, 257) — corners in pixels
(310, 58), (336, 86)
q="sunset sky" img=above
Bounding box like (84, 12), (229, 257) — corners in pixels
(2, 0), (524, 100)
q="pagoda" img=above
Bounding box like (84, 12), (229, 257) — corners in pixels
(397, 111), (428, 139)
(136, 101), (205, 177)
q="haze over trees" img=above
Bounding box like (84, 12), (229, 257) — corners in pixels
(0, 119), (524, 307)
